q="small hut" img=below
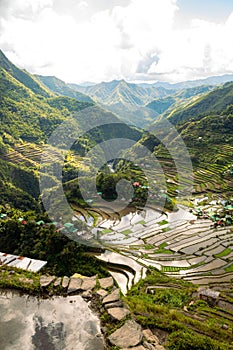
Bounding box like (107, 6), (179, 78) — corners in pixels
(197, 287), (220, 306)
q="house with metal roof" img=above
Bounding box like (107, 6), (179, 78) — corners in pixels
(0, 252), (47, 273)
(198, 287), (220, 306)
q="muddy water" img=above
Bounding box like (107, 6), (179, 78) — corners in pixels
(0, 291), (104, 350)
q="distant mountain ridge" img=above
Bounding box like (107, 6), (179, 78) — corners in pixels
(69, 79), (173, 107)
(36, 75), (93, 103)
(138, 74), (233, 90)
(0, 48), (232, 211)
(68, 77), (233, 127)
(146, 85), (214, 118)
(165, 81), (233, 125)
(68, 79), (175, 126)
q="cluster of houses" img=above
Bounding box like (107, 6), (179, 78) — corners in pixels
(0, 213), (92, 240)
(192, 198), (233, 227)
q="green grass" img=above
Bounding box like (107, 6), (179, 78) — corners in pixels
(154, 242), (174, 255)
(101, 228), (113, 234)
(125, 268), (233, 350)
(162, 261), (206, 272)
(167, 330), (230, 350)
(215, 248), (232, 258)
(162, 227), (171, 232)
(225, 264), (233, 272)
(121, 229), (132, 235)
(0, 266), (40, 293)
(160, 242), (168, 249)
(158, 220), (168, 226)
(154, 249), (173, 254)
(144, 244), (155, 250)
(135, 220), (146, 225)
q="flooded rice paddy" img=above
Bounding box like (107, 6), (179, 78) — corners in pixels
(0, 291), (104, 350)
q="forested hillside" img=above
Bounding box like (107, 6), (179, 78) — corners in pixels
(36, 75), (93, 103)
(0, 50), (143, 212)
(0, 50), (52, 97)
(145, 82), (233, 197)
(167, 81), (233, 124)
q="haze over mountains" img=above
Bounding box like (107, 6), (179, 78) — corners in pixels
(1, 47), (233, 150)
(29, 55), (233, 128)
(68, 75), (233, 127)
(0, 47), (232, 210)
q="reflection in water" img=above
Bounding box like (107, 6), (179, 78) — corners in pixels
(0, 291), (104, 350)
(100, 207), (163, 230)
(32, 315), (66, 350)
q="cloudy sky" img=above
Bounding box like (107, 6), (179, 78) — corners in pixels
(0, 0), (233, 83)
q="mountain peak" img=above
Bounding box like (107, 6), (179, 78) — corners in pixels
(118, 79), (127, 85)
(101, 79), (127, 88)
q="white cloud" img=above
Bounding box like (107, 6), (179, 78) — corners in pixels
(78, 1), (88, 10)
(0, 0), (233, 83)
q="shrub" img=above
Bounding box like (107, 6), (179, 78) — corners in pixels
(167, 330), (230, 350)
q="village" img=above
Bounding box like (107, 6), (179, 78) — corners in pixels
(192, 197), (233, 227)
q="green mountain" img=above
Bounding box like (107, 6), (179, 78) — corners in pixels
(169, 83), (233, 167)
(0, 66), (92, 143)
(0, 47), (232, 211)
(144, 83), (233, 196)
(69, 80), (221, 128)
(36, 75), (93, 103)
(69, 79), (174, 127)
(71, 78), (233, 125)
(70, 79), (172, 106)
(166, 81), (233, 124)
(146, 85), (214, 119)
(146, 96), (176, 114)
(0, 51), (95, 210)
(118, 79), (233, 199)
(0, 50), (142, 211)
(0, 50), (52, 97)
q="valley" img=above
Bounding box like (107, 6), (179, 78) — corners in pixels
(0, 48), (233, 349)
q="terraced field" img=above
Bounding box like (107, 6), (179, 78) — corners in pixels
(154, 144), (233, 196)
(2, 142), (61, 168)
(191, 145), (233, 194)
(194, 164), (232, 194)
(97, 207), (233, 292)
(2, 142), (233, 292)
(2, 142), (232, 201)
